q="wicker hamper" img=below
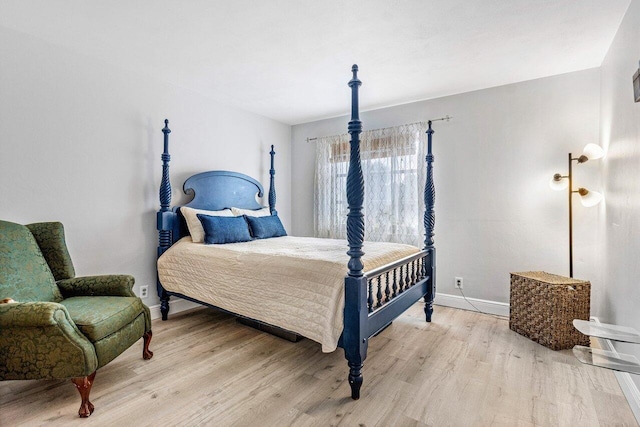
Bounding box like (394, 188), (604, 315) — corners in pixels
(509, 271), (591, 350)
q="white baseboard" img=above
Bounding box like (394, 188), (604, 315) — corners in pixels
(434, 292), (510, 317)
(148, 298), (201, 320)
(590, 316), (640, 424)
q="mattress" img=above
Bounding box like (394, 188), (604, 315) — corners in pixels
(157, 236), (420, 352)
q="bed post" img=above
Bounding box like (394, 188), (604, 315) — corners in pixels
(423, 120), (436, 322)
(157, 119), (172, 320)
(343, 64), (368, 400)
(268, 145), (277, 215)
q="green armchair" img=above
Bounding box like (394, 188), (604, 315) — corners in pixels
(0, 220), (153, 418)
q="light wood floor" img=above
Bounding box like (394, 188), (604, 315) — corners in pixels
(1, 304), (636, 426)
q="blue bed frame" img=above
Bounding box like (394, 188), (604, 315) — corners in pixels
(156, 65), (436, 400)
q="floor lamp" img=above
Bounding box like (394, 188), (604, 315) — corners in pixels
(550, 143), (604, 277)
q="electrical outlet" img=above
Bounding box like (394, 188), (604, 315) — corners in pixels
(140, 285), (148, 298)
(455, 277), (463, 289)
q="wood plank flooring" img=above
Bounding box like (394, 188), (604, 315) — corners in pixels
(1, 304), (636, 426)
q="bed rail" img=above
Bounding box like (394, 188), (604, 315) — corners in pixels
(365, 250), (429, 312)
(365, 250), (432, 338)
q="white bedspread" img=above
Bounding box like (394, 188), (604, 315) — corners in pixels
(157, 236), (419, 352)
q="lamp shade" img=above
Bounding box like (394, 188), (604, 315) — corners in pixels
(549, 174), (568, 191)
(582, 143), (605, 160)
(580, 189), (603, 207)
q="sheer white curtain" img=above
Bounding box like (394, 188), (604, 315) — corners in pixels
(314, 122), (427, 247)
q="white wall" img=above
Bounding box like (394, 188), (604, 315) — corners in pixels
(599, 0), (640, 394)
(0, 27), (291, 310)
(292, 69), (602, 306)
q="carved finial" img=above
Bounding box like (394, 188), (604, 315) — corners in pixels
(163, 119), (171, 134)
(349, 65), (361, 87)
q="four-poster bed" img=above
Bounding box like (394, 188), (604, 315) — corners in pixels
(156, 65), (437, 399)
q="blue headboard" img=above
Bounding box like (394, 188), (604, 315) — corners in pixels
(183, 171), (264, 211)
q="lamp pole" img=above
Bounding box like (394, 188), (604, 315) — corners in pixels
(568, 152), (573, 278)
(552, 145), (603, 278)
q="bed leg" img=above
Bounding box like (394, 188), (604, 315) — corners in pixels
(160, 293), (170, 320)
(424, 295), (434, 323)
(348, 362), (364, 399)
(424, 248), (436, 323)
(424, 271), (434, 322)
(343, 275), (368, 401)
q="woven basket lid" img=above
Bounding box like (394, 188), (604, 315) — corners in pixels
(511, 271), (589, 285)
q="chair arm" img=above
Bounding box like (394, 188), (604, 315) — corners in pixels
(0, 301), (71, 327)
(0, 302), (98, 380)
(57, 275), (136, 298)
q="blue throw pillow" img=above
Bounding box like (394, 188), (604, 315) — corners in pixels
(246, 214), (287, 239)
(197, 214), (253, 244)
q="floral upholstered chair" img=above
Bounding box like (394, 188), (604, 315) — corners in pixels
(0, 220), (153, 418)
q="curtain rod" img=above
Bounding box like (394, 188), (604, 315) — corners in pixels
(429, 115), (452, 123)
(305, 116), (452, 143)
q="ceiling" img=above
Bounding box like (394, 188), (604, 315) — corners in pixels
(0, 0), (631, 125)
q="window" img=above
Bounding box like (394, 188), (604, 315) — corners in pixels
(314, 122), (427, 247)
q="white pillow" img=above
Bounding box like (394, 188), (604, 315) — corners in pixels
(181, 206), (234, 243)
(231, 207), (271, 217)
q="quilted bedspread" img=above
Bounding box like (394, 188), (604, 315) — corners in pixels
(157, 236), (419, 352)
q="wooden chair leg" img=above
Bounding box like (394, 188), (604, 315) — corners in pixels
(71, 371), (96, 418)
(143, 330), (154, 360)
